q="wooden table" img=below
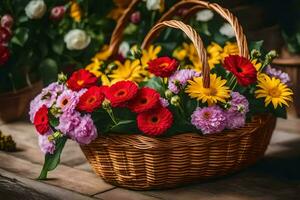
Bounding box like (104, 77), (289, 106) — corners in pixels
(0, 115), (300, 200)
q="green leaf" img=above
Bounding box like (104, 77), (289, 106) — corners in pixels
(52, 39), (65, 55)
(140, 77), (165, 95)
(38, 136), (67, 180)
(249, 40), (264, 52)
(110, 120), (138, 133)
(39, 58), (58, 84)
(273, 106), (287, 119)
(11, 27), (29, 46)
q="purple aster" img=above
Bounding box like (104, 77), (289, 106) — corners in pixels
(168, 69), (201, 94)
(159, 97), (169, 107)
(56, 89), (79, 113)
(226, 112), (246, 129)
(227, 92), (249, 115)
(40, 82), (65, 107)
(191, 106), (226, 134)
(265, 65), (291, 85)
(70, 114), (97, 145)
(56, 111), (81, 135)
(38, 129), (56, 154)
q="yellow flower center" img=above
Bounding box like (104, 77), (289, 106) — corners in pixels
(203, 87), (217, 96)
(269, 87), (281, 98)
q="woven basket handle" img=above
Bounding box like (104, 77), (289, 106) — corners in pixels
(109, 0), (140, 57)
(157, 0), (249, 58)
(141, 20), (211, 88)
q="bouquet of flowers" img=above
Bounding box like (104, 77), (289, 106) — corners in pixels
(29, 18), (293, 179)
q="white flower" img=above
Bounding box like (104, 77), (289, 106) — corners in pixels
(118, 41), (130, 58)
(64, 29), (91, 50)
(25, 0), (47, 19)
(196, 9), (214, 22)
(145, 0), (161, 11)
(219, 23), (235, 38)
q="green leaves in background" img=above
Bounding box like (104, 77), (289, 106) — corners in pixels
(38, 136), (67, 180)
(39, 58), (58, 84)
(11, 27), (29, 47)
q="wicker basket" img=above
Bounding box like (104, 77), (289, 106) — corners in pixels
(81, 1), (277, 190)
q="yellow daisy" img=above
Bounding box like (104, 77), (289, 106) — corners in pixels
(70, 1), (82, 22)
(207, 42), (223, 69)
(255, 75), (293, 108)
(141, 45), (162, 67)
(173, 48), (187, 61)
(93, 45), (112, 61)
(221, 42), (239, 60)
(109, 59), (144, 84)
(185, 74), (230, 105)
(85, 58), (103, 77)
(252, 59), (262, 71)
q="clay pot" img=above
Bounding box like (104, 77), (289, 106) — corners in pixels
(0, 81), (43, 122)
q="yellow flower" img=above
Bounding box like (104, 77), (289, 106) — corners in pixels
(221, 42), (239, 60)
(173, 48), (187, 61)
(93, 45), (112, 61)
(207, 42), (223, 69)
(255, 75), (293, 109)
(141, 45), (162, 67)
(186, 74), (230, 105)
(252, 59), (262, 71)
(109, 60), (144, 84)
(85, 58), (103, 77)
(70, 1), (82, 22)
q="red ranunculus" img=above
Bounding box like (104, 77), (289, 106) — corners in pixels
(223, 55), (257, 86)
(67, 69), (98, 91)
(148, 56), (178, 77)
(128, 87), (160, 113)
(106, 80), (138, 107)
(0, 27), (11, 44)
(50, 6), (66, 21)
(0, 45), (9, 66)
(137, 106), (173, 136)
(34, 105), (50, 135)
(77, 86), (105, 112)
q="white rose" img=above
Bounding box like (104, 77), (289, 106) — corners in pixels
(196, 9), (214, 22)
(25, 0), (47, 19)
(219, 23), (235, 38)
(145, 0), (161, 11)
(118, 42), (130, 58)
(64, 29), (91, 50)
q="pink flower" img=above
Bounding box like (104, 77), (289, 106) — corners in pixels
(130, 11), (141, 24)
(71, 114), (97, 145)
(1, 14), (14, 30)
(50, 6), (66, 21)
(38, 130), (55, 154)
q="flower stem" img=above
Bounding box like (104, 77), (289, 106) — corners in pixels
(106, 108), (118, 125)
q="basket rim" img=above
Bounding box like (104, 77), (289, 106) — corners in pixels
(82, 114), (276, 149)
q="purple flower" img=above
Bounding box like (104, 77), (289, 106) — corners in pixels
(38, 130), (56, 154)
(168, 69), (201, 94)
(159, 97), (169, 107)
(226, 112), (246, 129)
(71, 114), (97, 145)
(265, 65), (291, 85)
(227, 92), (249, 114)
(29, 94), (44, 122)
(191, 106), (226, 134)
(56, 111), (81, 135)
(56, 89), (79, 113)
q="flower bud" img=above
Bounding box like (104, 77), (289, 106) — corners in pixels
(57, 72), (67, 84)
(107, 62), (117, 72)
(1, 14), (14, 30)
(25, 0), (47, 19)
(129, 45), (142, 60)
(164, 89), (173, 99)
(102, 99), (111, 110)
(130, 11), (141, 24)
(170, 95), (180, 106)
(50, 6), (66, 21)
(250, 49), (261, 59)
(48, 131), (63, 142)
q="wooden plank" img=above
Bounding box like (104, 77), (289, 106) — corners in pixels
(0, 169), (97, 200)
(0, 153), (115, 196)
(95, 188), (161, 200)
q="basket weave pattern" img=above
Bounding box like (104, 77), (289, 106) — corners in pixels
(81, 115), (276, 190)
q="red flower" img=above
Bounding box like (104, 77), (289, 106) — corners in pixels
(137, 106), (173, 136)
(67, 69), (98, 91)
(77, 86), (105, 112)
(106, 80), (138, 107)
(1, 14), (14, 30)
(0, 45), (9, 66)
(0, 27), (11, 44)
(128, 87), (160, 113)
(50, 6), (66, 21)
(148, 57), (178, 77)
(34, 105), (50, 135)
(223, 55), (257, 86)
